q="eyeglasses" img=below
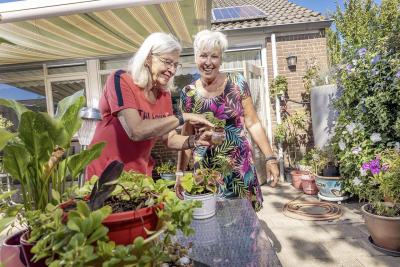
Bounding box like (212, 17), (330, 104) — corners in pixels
(152, 54), (182, 71)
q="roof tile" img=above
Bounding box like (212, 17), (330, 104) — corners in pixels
(211, 0), (329, 31)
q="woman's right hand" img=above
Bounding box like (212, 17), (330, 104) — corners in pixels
(183, 113), (214, 128)
(174, 176), (184, 200)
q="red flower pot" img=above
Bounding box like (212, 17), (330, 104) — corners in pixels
(102, 203), (163, 245)
(291, 170), (310, 190)
(20, 231), (47, 267)
(301, 175), (319, 195)
(0, 230), (26, 267)
(61, 200), (163, 246)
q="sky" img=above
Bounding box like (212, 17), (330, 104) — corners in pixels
(290, 0), (382, 16)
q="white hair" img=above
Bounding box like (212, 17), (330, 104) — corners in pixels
(129, 32), (182, 91)
(193, 30), (228, 58)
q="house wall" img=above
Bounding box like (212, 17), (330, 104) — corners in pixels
(265, 29), (329, 164)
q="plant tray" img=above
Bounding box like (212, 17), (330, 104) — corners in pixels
(368, 236), (400, 257)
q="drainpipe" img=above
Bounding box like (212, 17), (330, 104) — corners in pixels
(271, 33), (285, 181)
(0, 0), (176, 23)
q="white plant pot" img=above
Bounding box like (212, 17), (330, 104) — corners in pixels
(183, 192), (216, 219)
(159, 173), (176, 181)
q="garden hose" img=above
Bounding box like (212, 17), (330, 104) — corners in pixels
(282, 196), (342, 221)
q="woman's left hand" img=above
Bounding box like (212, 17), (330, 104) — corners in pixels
(266, 160), (280, 187)
(194, 127), (213, 146)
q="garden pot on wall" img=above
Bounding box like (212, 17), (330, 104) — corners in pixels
(0, 230), (26, 267)
(183, 192), (216, 219)
(362, 203), (400, 253)
(310, 84), (340, 149)
(301, 175), (318, 195)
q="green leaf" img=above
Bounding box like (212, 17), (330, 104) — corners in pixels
(0, 129), (16, 151)
(0, 98), (28, 122)
(67, 219), (81, 232)
(3, 142), (30, 182)
(55, 91), (85, 139)
(0, 217), (14, 232)
(87, 226), (108, 244)
(51, 190), (61, 203)
(133, 236), (144, 249)
(67, 142), (105, 179)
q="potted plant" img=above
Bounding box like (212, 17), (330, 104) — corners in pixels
(204, 112), (226, 145)
(312, 145), (348, 201)
(180, 155), (230, 219)
(269, 75), (288, 99)
(356, 149), (400, 253)
(60, 160), (200, 245)
(23, 163), (199, 266)
(0, 91), (105, 266)
(274, 111), (310, 189)
(155, 160), (177, 181)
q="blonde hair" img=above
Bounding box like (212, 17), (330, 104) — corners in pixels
(129, 32), (182, 91)
(193, 30), (228, 58)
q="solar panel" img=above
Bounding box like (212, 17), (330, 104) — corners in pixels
(212, 5), (266, 22)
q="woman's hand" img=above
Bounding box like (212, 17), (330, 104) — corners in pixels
(174, 176), (184, 200)
(266, 160), (280, 187)
(194, 126), (213, 147)
(183, 113), (214, 128)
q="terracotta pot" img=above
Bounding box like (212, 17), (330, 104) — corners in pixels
(0, 230), (26, 267)
(102, 203), (163, 245)
(301, 175), (318, 195)
(315, 175), (345, 198)
(290, 170), (310, 190)
(20, 231), (47, 267)
(362, 203), (400, 252)
(61, 200), (163, 246)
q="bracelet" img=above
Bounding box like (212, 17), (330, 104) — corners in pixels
(174, 110), (185, 126)
(265, 155), (277, 163)
(188, 135), (196, 149)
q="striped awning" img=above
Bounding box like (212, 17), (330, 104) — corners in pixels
(0, 0), (210, 65)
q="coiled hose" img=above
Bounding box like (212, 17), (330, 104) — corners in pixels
(283, 196), (342, 221)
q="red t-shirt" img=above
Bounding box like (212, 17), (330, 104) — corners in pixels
(86, 70), (173, 179)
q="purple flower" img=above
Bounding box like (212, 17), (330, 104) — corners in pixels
(346, 64), (353, 73)
(371, 55), (381, 65)
(395, 71), (400, 79)
(362, 158), (382, 175)
(358, 48), (367, 57)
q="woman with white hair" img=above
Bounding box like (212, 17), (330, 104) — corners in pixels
(176, 30), (279, 211)
(87, 32), (213, 179)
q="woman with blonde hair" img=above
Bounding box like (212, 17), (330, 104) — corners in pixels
(87, 32), (213, 179)
(176, 30), (279, 210)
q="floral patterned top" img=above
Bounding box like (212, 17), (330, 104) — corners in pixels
(180, 73), (263, 211)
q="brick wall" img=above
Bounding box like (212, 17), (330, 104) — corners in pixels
(266, 30), (329, 156)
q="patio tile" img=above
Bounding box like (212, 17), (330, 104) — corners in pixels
(321, 237), (385, 257)
(319, 223), (369, 239)
(356, 255), (400, 267)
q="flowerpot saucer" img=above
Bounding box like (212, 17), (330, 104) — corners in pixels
(368, 236), (400, 257)
(318, 193), (349, 203)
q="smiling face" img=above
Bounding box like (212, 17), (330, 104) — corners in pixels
(148, 50), (180, 87)
(195, 47), (222, 84)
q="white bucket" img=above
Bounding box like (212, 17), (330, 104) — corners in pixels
(183, 192), (216, 219)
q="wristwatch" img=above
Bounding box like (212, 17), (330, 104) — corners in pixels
(174, 109), (185, 126)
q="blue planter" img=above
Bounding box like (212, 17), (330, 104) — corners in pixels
(315, 175), (345, 198)
(160, 173), (176, 181)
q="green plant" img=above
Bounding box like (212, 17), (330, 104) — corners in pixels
(0, 91), (105, 211)
(155, 161), (176, 175)
(329, 0), (400, 196)
(0, 114), (12, 130)
(274, 111), (309, 167)
(354, 149), (400, 216)
(269, 75), (288, 98)
(302, 58), (320, 94)
(26, 170), (200, 266)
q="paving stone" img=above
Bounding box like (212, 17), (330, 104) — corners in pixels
(319, 223), (369, 239)
(356, 255), (400, 267)
(321, 237), (386, 257)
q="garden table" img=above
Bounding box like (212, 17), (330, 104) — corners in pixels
(176, 198), (281, 267)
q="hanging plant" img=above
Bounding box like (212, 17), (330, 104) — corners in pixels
(269, 75), (288, 98)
